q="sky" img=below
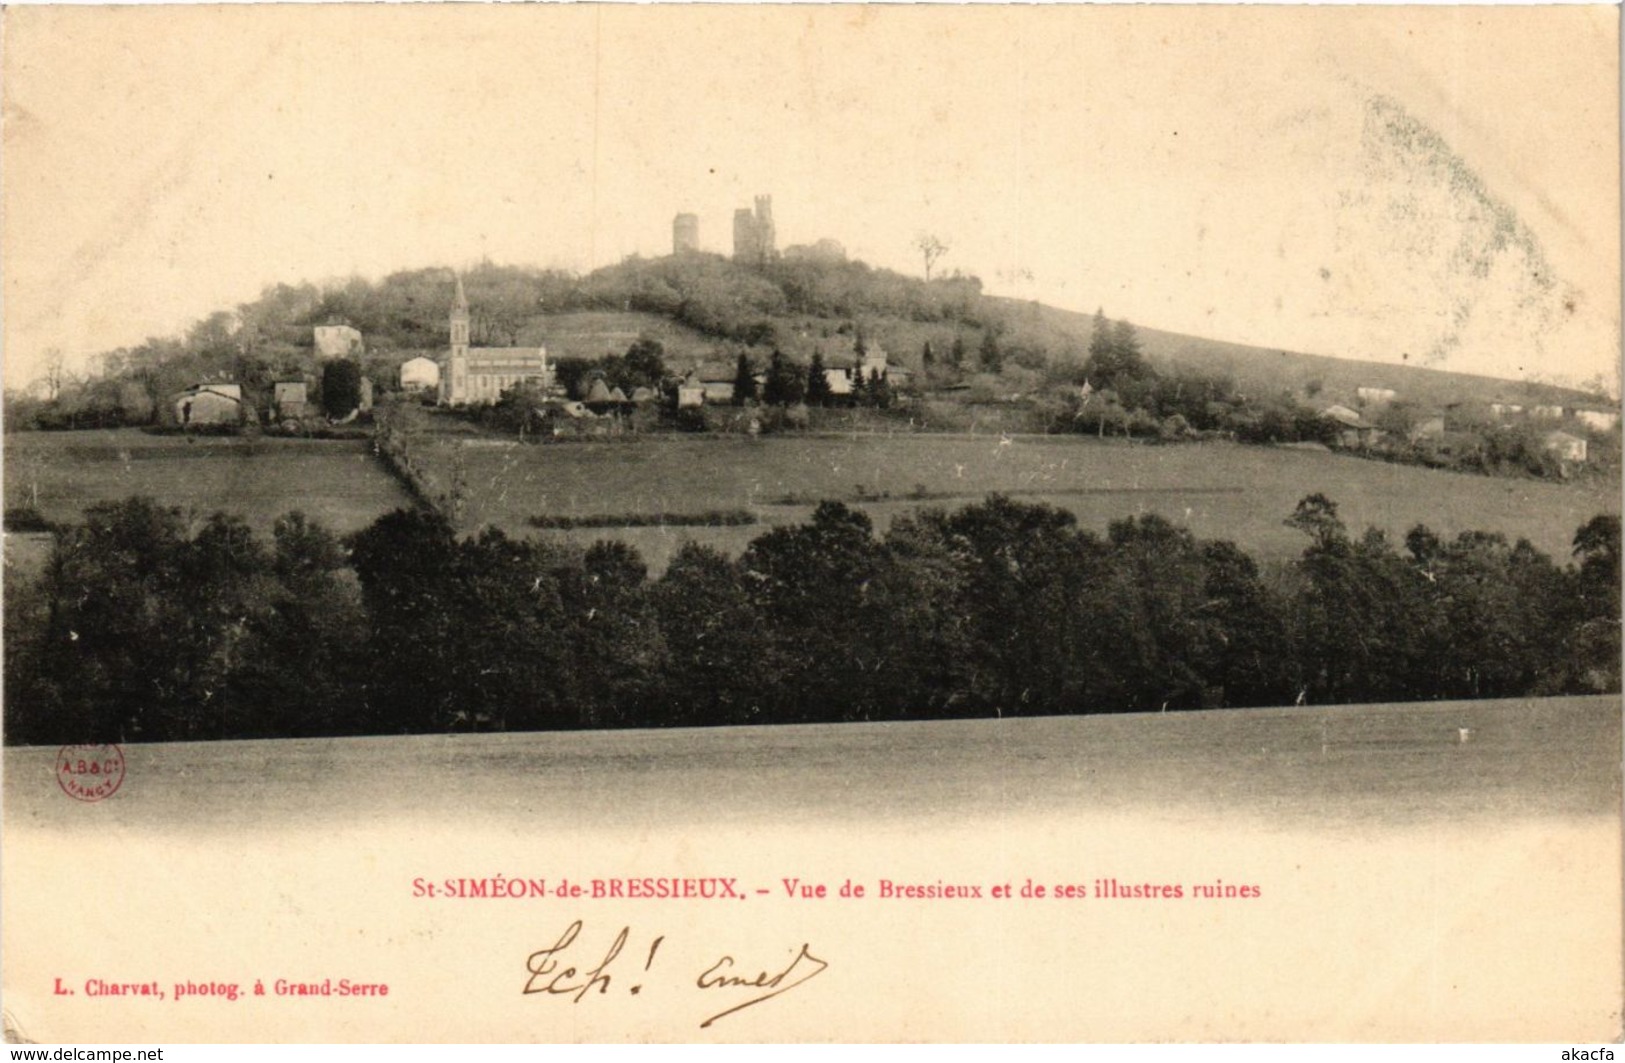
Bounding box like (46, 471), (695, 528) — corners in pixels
(3, 5), (1619, 394)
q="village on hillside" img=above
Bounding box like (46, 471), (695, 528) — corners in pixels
(10, 193), (1617, 491)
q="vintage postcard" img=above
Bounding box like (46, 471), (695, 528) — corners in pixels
(2, 3), (1620, 1045)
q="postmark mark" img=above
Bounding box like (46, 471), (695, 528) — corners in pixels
(55, 744), (125, 803)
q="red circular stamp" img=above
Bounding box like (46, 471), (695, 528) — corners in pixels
(56, 744), (125, 802)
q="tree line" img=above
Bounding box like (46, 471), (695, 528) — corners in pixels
(5, 494), (1617, 746)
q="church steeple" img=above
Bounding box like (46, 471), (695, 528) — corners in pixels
(443, 272), (471, 404)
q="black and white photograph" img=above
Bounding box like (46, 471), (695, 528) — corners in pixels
(1, 3), (1619, 1045)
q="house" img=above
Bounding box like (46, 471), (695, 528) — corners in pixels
(1543, 430), (1588, 463)
(1408, 416), (1446, 442)
(678, 362), (742, 404)
(399, 357), (440, 392)
(701, 380), (736, 403)
(1319, 404), (1382, 448)
(858, 342), (888, 377)
(1356, 386), (1397, 407)
(313, 325), (364, 359)
(676, 373), (705, 408)
(273, 381), (308, 421)
(824, 369), (855, 398)
(1490, 403), (1524, 418)
(439, 276), (550, 405)
(1530, 404), (1564, 420)
(173, 383), (243, 427)
(1574, 408), (1620, 432)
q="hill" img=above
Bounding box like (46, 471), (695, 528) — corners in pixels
(9, 250), (1610, 435)
(1004, 298), (1603, 412)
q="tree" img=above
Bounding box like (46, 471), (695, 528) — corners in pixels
(761, 349), (804, 407)
(978, 328), (1003, 373)
(869, 369), (894, 409)
(561, 540), (660, 728)
(740, 502), (880, 723)
(620, 336), (666, 391)
(1102, 515), (1221, 711)
(187, 311), (240, 360)
(320, 358), (363, 418)
(731, 352), (758, 406)
(806, 351), (833, 407)
(346, 508), (461, 733)
(553, 357), (594, 400)
(1286, 493), (1346, 553)
(653, 544), (767, 726)
(913, 234), (950, 282)
(1086, 313), (1151, 389)
(922, 340), (935, 368)
(40, 347), (68, 402)
(950, 335), (967, 368)
(29, 497), (193, 741)
(1110, 319), (1144, 374)
(1569, 514), (1622, 690)
(1087, 308), (1111, 366)
(940, 496), (1108, 715)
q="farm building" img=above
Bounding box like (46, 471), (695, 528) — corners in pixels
(1407, 416), (1446, 442)
(400, 357), (440, 392)
(701, 380), (736, 403)
(670, 363), (741, 404)
(1356, 386), (1397, 407)
(824, 369), (855, 398)
(1574, 408), (1620, 432)
(173, 383), (244, 427)
(1543, 430), (1588, 463)
(313, 325), (364, 359)
(1530, 405), (1565, 420)
(273, 381), (308, 420)
(1319, 404), (1382, 448)
(1490, 403), (1524, 418)
(858, 343), (889, 377)
(439, 276), (551, 406)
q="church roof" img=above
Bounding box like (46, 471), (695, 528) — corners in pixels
(453, 274), (469, 314)
(465, 348), (546, 371)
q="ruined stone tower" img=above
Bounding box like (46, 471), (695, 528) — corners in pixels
(732, 195), (777, 265)
(752, 195), (775, 258)
(672, 212), (699, 254)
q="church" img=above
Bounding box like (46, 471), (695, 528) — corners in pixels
(439, 275), (551, 406)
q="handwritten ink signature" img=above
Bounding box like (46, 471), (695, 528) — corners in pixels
(524, 920), (829, 1029)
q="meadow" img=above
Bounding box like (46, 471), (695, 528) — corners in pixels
(5, 427), (1616, 576)
(423, 432), (1619, 570)
(3, 429), (414, 537)
(4, 696), (1618, 1040)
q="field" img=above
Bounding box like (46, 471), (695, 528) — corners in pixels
(513, 311), (724, 366)
(3, 429), (414, 539)
(4, 696), (1618, 1040)
(7, 427), (1617, 575)
(420, 432), (1620, 570)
